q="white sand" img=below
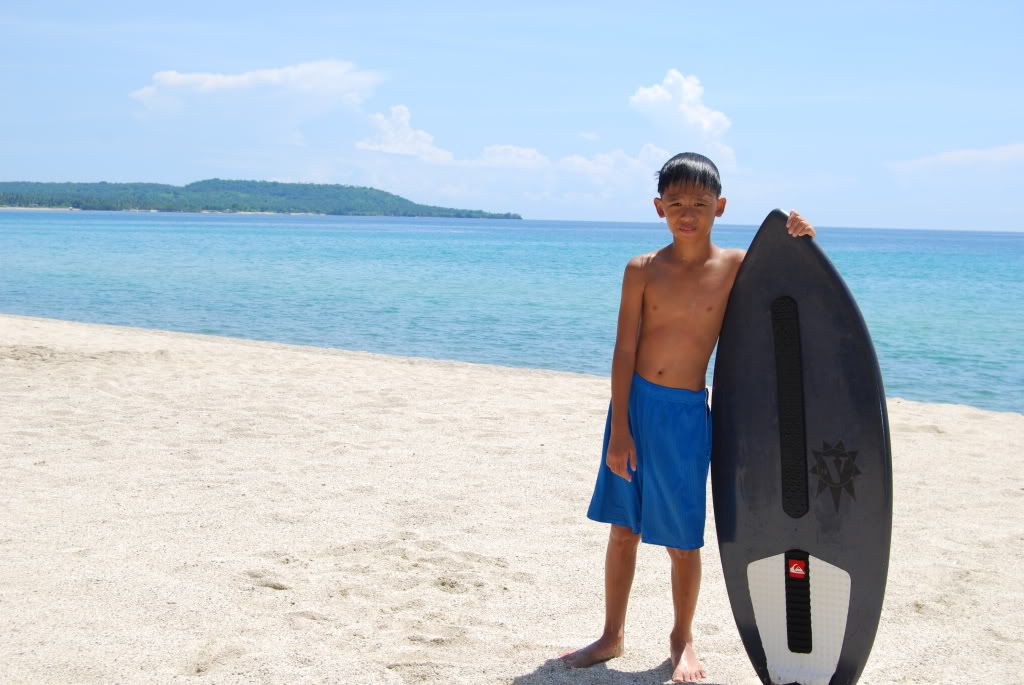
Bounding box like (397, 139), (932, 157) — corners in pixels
(1, 313), (1022, 684)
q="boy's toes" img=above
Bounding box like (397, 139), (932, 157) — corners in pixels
(670, 668), (701, 682)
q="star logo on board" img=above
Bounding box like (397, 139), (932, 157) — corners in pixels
(810, 440), (862, 511)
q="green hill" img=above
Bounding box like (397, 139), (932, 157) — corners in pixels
(0, 179), (521, 219)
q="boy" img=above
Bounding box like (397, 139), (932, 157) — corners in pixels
(560, 153), (815, 682)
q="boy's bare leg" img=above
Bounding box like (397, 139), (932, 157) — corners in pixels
(666, 547), (706, 682)
(560, 524), (640, 668)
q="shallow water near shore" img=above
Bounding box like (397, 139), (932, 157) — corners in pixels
(1, 210), (1021, 412)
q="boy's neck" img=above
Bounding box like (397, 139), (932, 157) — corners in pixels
(669, 238), (714, 264)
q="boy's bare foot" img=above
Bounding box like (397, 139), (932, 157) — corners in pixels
(559, 634), (624, 668)
(669, 636), (705, 682)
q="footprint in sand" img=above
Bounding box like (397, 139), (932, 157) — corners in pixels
(185, 643), (247, 677)
(385, 660), (456, 681)
(333, 533), (531, 634)
(285, 610), (332, 629)
(434, 575), (469, 594)
(407, 622), (468, 647)
(255, 550), (308, 567)
(244, 569), (290, 591)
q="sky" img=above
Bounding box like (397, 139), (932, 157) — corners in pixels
(2, 2), (1022, 230)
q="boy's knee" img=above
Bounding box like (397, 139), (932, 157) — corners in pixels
(666, 546), (701, 562)
(608, 524), (641, 547)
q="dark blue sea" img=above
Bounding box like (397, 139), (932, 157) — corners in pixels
(1, 210), (1021, 413)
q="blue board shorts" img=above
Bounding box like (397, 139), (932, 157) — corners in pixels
(587, 373), (712, 550)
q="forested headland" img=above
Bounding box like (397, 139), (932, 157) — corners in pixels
(0, 179), (521, 219)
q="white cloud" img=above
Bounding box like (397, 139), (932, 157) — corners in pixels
(132, 85), (157, 101)
(130, 59), (382, 108)
(356, 105), (454, 163)
(630, 69), (730, 137)
(474, 144), (549, 169)
(347, 136), (674, 220)
(706, 141), (737, 170)
(629, 69), (734, 164)
(324, 82), (702, 216)
(559, 143), (670, 185)
(638, 142), (672, 165)
(891, 143), (1024, 172)
(356, 110), (547, 168)
(128, 84), (183, 114)
(579, 131), (600, 142)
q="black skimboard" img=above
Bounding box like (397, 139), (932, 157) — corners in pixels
(711, 209), (892, 685)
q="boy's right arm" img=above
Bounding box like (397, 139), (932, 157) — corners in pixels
(606, 257), (645, 482)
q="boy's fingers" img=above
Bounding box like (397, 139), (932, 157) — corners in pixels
(609, 458), (630, 481)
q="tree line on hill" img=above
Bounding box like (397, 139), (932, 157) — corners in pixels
(0, 179), (521, 219)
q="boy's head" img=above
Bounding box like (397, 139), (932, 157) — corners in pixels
(656, 152), (721, 196)
(653, 153), (727, 238)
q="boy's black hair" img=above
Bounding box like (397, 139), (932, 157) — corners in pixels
(657, 152), (721, 196)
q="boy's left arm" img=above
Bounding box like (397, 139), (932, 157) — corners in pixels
(786, 210), (816, 238)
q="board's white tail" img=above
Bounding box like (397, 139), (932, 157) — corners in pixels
(747, 554), (851, 685)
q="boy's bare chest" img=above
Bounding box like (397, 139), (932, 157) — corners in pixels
(642, 264), (734, 324)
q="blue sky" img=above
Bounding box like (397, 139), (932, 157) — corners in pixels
(2, 2), (1022, 229)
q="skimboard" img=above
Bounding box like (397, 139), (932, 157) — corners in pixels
(711, 209), (892, 685)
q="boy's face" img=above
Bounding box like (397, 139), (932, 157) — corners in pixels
(653, 182), (726, 242)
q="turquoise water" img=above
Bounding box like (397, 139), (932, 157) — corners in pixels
(1, 210), (1021, 413)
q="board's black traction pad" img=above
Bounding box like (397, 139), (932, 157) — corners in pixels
(771, 296), (809, 518)
(785, 549), (812, 654)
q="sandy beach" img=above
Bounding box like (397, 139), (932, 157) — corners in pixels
(1, 312), (1022, 684)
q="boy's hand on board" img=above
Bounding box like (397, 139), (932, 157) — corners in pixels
(786, 210), (816, 238)
(606, 431), (637, 482)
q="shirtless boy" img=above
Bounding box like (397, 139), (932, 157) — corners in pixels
(561, 153), (815, 682)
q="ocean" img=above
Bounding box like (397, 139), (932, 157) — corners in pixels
(1, 210), (1021, 413)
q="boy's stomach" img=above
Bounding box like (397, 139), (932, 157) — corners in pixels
(634, 328), (716, 390)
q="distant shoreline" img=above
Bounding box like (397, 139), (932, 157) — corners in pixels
(0, 206), (80, 212)
(0, 206), (328, 216)
(0, 179), (522, 219)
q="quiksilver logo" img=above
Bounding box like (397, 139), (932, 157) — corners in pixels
(787, 560), (807, 579)
(786, 557), (802, 581)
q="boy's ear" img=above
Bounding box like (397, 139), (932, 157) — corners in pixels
(653, 197), (666, 218)
(715, 196), (727, 217)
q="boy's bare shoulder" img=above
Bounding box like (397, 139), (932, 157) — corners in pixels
(624, 249), (663, 273)
(714, 246), (746, 272)
(716, 246), (746, 263)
